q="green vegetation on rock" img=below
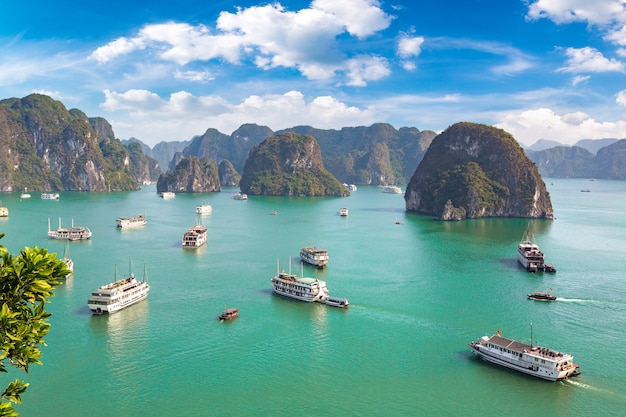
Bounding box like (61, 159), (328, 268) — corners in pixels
(240, 132), (349, 196)
(405, 122), (552, 220)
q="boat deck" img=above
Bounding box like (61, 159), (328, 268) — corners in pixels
(487, 335), (568, 359)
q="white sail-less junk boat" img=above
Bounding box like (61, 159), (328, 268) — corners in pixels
(518, 229), (556, 272)
(48, 218), (92, 241)
(116, 214), (147, 228)
(87, 261), (150, 315)
(270, 260), (349, 308)
(469, 325), (580, 381)
(300, 245), (329, 268)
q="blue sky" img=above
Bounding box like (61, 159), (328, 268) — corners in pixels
(2, 0), (626, 147)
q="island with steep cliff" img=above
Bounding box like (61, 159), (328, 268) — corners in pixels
(404, 122), (553, 220)
(239, 132), (349, 197)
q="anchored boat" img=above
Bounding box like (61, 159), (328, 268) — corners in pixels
(517, 229), (556, 272)
(87, 261), (150, 315)
(300, 245), (329, 268)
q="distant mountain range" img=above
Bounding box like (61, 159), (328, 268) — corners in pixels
(2, 93), (626, 194)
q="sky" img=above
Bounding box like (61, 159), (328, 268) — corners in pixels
(2, 0), (626, 147)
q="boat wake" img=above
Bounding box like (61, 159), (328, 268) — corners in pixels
(564, 378), (602, 392)
(555, 298), (595, 303)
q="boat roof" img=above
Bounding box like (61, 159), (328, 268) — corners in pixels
(301, 246), (327, 253)
(488, 335), (572, 359)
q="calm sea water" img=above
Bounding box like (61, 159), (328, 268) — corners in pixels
(1, 179), (625, 417)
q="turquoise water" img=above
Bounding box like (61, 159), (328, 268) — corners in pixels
(1, 179), (625, 416)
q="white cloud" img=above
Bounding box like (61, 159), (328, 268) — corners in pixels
(89, 0), (394, 86)
(311, 0), (393, 38)
(616, 89), (626, 106)
(89, 37), (145, 63)
(173, 70), (215, 83)
(100, 89), (377, 144)
(431, 38), (535, 76)
(571, 75), (591, 86)
(344, 55), (391, 86)
(557, 46), (625, 73)
(527, 0), (626, 25)
(527, 1), (626, 46)
(496, 107), (626, 145)
(397, 36), (424, 58)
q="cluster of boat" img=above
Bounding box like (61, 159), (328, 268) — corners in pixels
(467, 229), (582, 381)
(267, 246), (349, 308)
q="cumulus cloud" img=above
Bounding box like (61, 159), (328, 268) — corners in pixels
(344, 55), (391, 86)
(557, 46), (625, 73)
(89, 0), (394, 86)
(100, 89), (377, 144)
(89, 37), (145, 63)
(527, 0), (626, 45)
(496, 107), (626, 145)
(616, 89), (626, 106)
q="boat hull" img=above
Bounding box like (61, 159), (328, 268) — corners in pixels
(88, 292), (149, 314)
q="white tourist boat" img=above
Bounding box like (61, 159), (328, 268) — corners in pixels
(20, 188), (31, 198)
(469, 326), (580, 381)
(48, 218), (92, 241)
(343, 183), (357, 191)
(87, 261), (150, 315)
(0, 202), (7, 217)
(182, 224), (208, 248)
(160, 191), (176, 199)
(338, 207), (348, 217)
(518, 229), (556, 272)
(116, 214), (147, 228)
(233, 192), (248, 200)
(300, 245), (329, 268)
(41, 192), (60, 200)
(195, 203), (213, 214)
(62, 242), (73, 275)
(270, 260), (348, 307)
(382, 185), (402, 194)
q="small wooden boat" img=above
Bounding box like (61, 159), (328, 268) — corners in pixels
(527, 290), (557, 301)
(219, 307), (239, 321)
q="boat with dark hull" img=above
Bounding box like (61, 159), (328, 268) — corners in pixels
(527, 290), (557, 301)
(219, 308), (239, 321)
(469, 326), (580, 381)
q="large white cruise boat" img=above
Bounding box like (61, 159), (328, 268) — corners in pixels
(270, 260), (349, 307)
(195, 203), (213, 214)
(518, 229), (556, 272)
(48, 218), (92, 241)
(182, 224), (208, 248)
(116, 214), (147, 228)
(469, 328), (580, 381)
(300, 245), (329, 268)
(382, 185), (402, 194)
(87, 262), (150, 315)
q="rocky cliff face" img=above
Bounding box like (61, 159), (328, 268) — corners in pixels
(156, 156), (220, 193)
(0, 94), (151, 191)
(218, 160), (241, 186)
(405, 122), (552, 220)
(239, 132), (349, 196)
